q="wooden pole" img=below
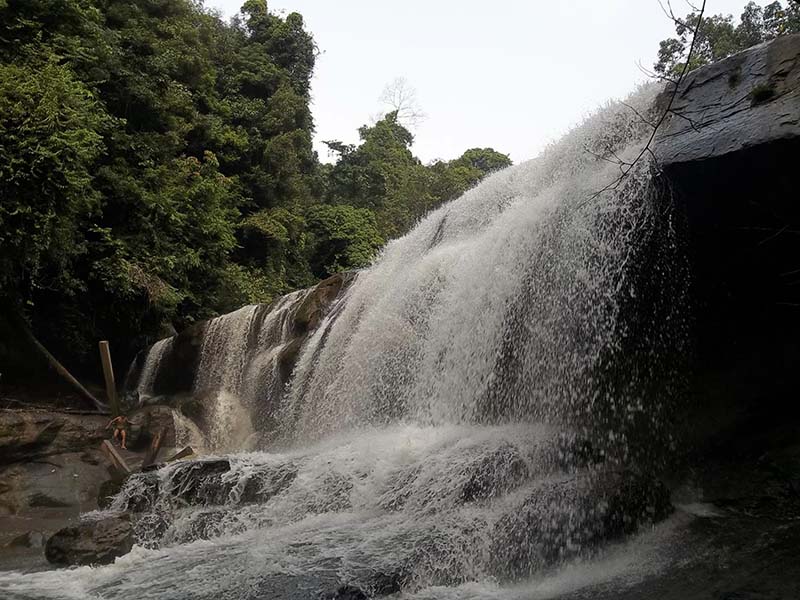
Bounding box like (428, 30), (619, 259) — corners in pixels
(164, 446), (194, 463)
(101, 440), (132, 476)
(141, 427), (166, 469)
(4, 305), (105, 411)
(98, 341), (119, 417)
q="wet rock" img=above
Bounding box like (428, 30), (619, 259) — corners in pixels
(541, 432), (606, 472)
(305, 472), (353, 513)
(239, 463), (297, 504)
(0, 450), (110, 515)
(380, 442), (530, 512)
(97, 479), (124, 510)
(126, 323), (207, 398)
(116, 471), (160, 512)
(491, 470), (672, 579)
(0, 409), (108, 465)
(6, 531), (46, 549)
(167, 459), (232, 505)
(460, 442), (529, 503)
(655, 34), (800, 167)
(320, 585), (368, 600)
(125, 273), (355, 405)
(293, 272), (354, 332)
(45, 514), (133, 566)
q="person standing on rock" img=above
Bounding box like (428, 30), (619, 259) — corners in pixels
(106, 415), (130, 450)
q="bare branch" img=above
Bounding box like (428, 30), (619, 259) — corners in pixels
(582, 0), (707, 207)
(636, 60), (678, 85)
(584, 146), (627, 166)
(620, 101), (657, 129)
(666, 107), (703, 131)
(379, 77), (426, 127)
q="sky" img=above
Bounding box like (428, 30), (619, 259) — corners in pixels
(207, 0), (760, 164)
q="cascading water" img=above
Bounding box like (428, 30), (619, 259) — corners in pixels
(0, 85), (691, 600)
(135, 337), (174, 399)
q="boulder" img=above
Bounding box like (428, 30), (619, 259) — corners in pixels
(380, 442), (530, 512)
(45, 514), (133, 566)
(167, 459), (232, 505)
(238, 463), (298, 504)
(655, 34), (800, 167)
(97, 479), (125, 510)
(293, 272), (354, 332)
(459, 442), (529, 503)
(6, 531), (46, 549)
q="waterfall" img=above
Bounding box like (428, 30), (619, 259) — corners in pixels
(189, 291), (314, 451)
(1, 85), (692, 599)
(194, 305), (261, 396)
(136, 337), (174, 398)
(277, 85), (686, 455)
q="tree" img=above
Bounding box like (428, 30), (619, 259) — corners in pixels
(428, 148), (512, 205)
(0, 0), (322, 377)
(0, 0), (513, 386)
(0, 60), (110, 305)
(305, 205), (384, 278)
(655, 1), (800, 76)
(324, 111), (434, 239)
(379, 77), (426, 128)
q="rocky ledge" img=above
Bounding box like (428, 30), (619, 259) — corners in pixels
(655, 33), (800, 166)
(0, 405), (178, 569)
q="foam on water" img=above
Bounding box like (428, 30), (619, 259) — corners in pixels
(0, 425), (689, 600)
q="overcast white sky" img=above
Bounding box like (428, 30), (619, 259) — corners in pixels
(207, 0), (760, 164)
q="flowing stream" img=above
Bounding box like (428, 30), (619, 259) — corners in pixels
(0, 84), (694, 599)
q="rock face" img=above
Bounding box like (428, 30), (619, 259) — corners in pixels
(0, 408), (108, 465)
(655, 34), (800, 166)
(44, 514), (133, 566)
(131, 272), (354, 398)
(0, 450), (110, 516)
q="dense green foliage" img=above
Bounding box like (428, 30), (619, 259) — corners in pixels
(0, 0), (511, 376)
(324, 113), (511, 240)
(655, 1), (800, 76)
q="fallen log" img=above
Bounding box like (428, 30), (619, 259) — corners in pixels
(3, 304), (105, 412)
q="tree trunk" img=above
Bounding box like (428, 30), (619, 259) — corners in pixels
(4, 304), (106, 412)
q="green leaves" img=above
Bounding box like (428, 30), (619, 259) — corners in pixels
(305, 205), (385, 278)
(0, 59), (109, 297)
(654, 1), (800, 76)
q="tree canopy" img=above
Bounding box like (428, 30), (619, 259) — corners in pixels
(655, 1), (800, 76)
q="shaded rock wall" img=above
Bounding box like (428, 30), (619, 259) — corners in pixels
(653, 34), (800, 454)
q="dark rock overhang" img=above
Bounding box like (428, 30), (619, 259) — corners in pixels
(653, 34), (800, 445)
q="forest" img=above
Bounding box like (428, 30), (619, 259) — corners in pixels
(0, 0), (797, 380)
